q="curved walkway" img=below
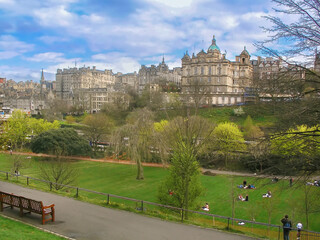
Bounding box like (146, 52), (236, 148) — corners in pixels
(0, 181), (259, 240)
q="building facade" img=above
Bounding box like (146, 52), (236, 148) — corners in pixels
(56, 66), (116, 100)
(138, 57), (181, 93)
(181, 35), (253, 106)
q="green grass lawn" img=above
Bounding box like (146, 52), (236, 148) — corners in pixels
(0, 153), (319, 232)
(0, 215), (65, 240)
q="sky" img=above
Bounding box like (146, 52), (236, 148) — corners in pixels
(0, 0), (279, 82)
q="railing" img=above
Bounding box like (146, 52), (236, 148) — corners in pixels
(1, 170), (319, 240)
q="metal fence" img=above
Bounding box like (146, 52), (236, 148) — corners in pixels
(1, 170), (319, 240)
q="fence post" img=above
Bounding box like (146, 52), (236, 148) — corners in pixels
(141, 201), (144, 212)
(6, 172), (8, 180)
(50, 183), (52, 191)
(76, 188), (79, 198)
(107, 194), (110, 205)
(278, 226), (281, 240)
(181, 209), (184, 223)
(227, 217), (230, 230)
(27, 177), (29, 185)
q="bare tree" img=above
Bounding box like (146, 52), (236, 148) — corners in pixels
(254, 0), (320, 129)
(38, 158), (78, 191)
(182, 77), (211, 115)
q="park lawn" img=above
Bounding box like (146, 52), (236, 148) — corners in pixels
(0, 215), (65, 240)
(0, 154), (319, 231)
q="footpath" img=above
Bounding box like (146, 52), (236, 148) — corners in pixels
(0, 181), (258, 240)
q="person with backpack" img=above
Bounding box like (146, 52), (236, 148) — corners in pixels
(281, 215), (292, 240)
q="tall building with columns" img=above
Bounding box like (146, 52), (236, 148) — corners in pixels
(181, 35), (253, 106)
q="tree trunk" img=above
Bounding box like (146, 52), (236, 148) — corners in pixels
(136, 157), (144, 180)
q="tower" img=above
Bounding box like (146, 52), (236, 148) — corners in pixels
(314, 49), (320, 73)
(40, 68), (45, 97)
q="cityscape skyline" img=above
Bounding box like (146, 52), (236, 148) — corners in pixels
(1, 0), (283, 82)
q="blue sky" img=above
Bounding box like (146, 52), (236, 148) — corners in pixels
(0, 0), (276, 82)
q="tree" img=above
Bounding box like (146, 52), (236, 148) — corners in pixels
(255, 0), (320, 133)
(157, 116), (214, 219)
(42, 99), (71, 121)
(0, 110), (60, 149)
(270, 125), (320, 174)
(158, 143), (203, 220)
(181, 77), (211, 115)
(65, 115), (75, 124)
(30, 128), (92, 157)
(38, 158), (78, 191)
(82, 113), (114, 152)
(212, 122), (246, 168)
(111, 108), (155, 180)
(243, 115), (264, 140)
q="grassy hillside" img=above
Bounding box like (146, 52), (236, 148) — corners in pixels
(0, 153), (318, 232)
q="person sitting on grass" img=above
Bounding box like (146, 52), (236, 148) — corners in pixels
(262, 190), (272, 198)
(245, 194), (249, 201)
(238, 194), (245, 201)
(202, 203), (209, 211)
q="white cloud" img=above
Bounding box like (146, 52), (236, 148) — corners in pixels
(26, 52), (67, 63)
(0, 35), (34, 52)
(146, 0), (193, 8)
(0, 51), (19, 59)
(0, 65), (40, 82)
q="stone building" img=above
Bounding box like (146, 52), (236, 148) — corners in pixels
(181, 35), (253, 106)
(56, 66), (116, 100)
(138, 57), (181, 93)
(72, 87), (130, 113)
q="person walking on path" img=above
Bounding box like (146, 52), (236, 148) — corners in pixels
(296, 222), (303, 240)
(281, 215), (292, 240)
(290, 178), (293, 187)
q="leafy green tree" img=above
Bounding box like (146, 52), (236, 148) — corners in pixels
(30, 128), (92, 156)
(158, 143), (202, 219)
(270, 125), (320, 174)
(0, 110), (59, 149)
(243, 115), (264, 140)
(157, 116), (214, 219)
(212, 122), (246, 168)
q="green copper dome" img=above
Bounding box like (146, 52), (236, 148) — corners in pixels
(208, 35), (220, 52)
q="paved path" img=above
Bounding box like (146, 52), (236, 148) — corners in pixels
(0, 181), (259, 240)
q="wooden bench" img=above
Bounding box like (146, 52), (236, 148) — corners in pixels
(0, 191), (55, 225)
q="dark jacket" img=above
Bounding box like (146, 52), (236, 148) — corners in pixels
(281, 218), (292, 231)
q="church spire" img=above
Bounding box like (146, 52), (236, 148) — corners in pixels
(41, 68), (45, 82)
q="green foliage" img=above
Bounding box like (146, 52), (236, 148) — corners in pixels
(0, 110), (60, 149)
(243, 115), (264, 140)
(158, 142), (203, 215)
(271, 125), (320, 157)
(212, 122), (246, 167)
(153, 120), (168, 132)
(65, 115), (75, 124)
(30, 128), (92, 156)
